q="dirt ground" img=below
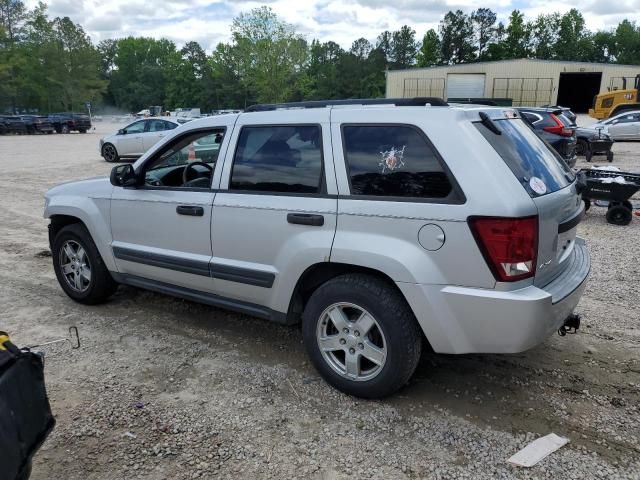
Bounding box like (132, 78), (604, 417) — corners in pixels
(0, 118), (639, 480)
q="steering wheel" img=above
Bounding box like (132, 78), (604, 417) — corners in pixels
(182, 161), (213, 186)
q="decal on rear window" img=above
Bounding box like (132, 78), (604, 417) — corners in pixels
(379, 146), (406, 173)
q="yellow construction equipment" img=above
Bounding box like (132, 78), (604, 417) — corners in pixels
(589, 75), (640, 119)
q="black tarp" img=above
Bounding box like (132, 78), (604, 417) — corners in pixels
(0, 335), (55, 480)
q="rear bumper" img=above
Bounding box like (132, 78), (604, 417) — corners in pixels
(397, 238), (590, 354)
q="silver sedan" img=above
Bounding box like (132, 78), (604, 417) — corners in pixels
(593, 110), (640, 140)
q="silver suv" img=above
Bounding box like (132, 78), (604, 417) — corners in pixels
(44, 98), (590, 398)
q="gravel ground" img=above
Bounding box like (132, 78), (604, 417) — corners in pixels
(0, 118), (639, 480)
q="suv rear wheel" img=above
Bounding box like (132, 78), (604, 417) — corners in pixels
(302, 274), (422, 398)
(52, 224), (117, 304)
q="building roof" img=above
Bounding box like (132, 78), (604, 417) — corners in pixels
(387, 58), (640, 74)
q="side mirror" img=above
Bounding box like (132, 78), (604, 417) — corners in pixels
(611, 120), (618, 125)
(110, 164), (137, 187)
(118, 129), (126, 135)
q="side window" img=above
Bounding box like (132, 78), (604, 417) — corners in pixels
(342, 125), (454, 199)
(601, 98), (614, 108)
(148, 120), (167, 132)
(124, 120), (146, 134)
(230, 125), (323, 194)
(522, 112), (541, 124)
(143, 129), (224, 189)
(164, 121), (178, 130)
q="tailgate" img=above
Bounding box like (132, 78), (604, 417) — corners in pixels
(531, 181), (583, 287)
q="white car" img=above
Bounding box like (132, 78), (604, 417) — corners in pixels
(593, 110), (640, 141)
(100, 118), (180, 162)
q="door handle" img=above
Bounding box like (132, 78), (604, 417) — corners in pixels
(287, 213), (324, 226)
(176, 205), (204, 216)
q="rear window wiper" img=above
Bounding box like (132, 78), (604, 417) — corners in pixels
(479, 112), (501, 135)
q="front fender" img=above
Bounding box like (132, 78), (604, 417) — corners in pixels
(45, 196), (115, 271)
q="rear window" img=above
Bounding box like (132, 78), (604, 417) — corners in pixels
(475, 118), (574, 197)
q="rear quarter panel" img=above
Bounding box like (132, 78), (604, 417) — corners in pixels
(329, 107), (537, 288)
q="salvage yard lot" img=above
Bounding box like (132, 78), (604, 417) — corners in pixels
(1, 122), (639, 479)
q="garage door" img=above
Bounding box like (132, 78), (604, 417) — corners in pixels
(446, 74), (486, 99)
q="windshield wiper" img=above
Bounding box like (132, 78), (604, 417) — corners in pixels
(479, 112), (502, 135)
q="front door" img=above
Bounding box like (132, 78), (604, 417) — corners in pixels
(608, 113), (639, 139)
(118, 120), (147, 156)
(110, 125), (230, 293)
(210, 110), (338, 314)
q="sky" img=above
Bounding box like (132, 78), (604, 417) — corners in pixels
(25, 0), (640, 51)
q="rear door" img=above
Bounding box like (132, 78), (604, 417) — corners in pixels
(475, 114), (581, 287)
(143, 119), (170, 151)
(210, 109), (338, 314)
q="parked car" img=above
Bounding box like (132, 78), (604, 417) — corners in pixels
(48, 112), (92, 134)
(517, 107), (578, 167)
(574, 125), (614, 162)
(590, 110), (640, 141)
(44, 99), (590, 398)
(99, 117), (180, 162)
(20, 115), (55, 134)
(541, 105), (577, 125)
(0, 115), (28, 134)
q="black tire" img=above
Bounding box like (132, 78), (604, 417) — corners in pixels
(606, 205), (632, 226)
(61, 124), (70, 134)
(52, 223), (118, 304)
(101, 143), (119, 163)
(302, 274), (422, 399)
(622, 200), (633, 211)
(576, 138), (589, 158)
(583, 199), (591, 212)
(607, 151), (614, 162)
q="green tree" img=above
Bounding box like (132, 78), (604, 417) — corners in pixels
(554, 9), (591, 61)
(439, 10), (476, 64)
(109, 37), (178, 111)
(530, 14), (560, 60)
(471, 8), (496, 59)
(416, 29), (440, 67)
(503, 10), (530, 59)
(614, 20), (640, 64)
(391, 25), (418, 69)
(229, 6), (307, 103)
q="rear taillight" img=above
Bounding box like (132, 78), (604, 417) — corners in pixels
(543, 114), (573, 137)
(469, 216), (538, 282)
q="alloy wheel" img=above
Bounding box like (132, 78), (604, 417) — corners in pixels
(103, 144), (116, 162)
(59, 240), (92, 292)
(316, 302), (387, 382)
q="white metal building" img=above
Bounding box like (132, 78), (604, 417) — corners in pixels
(386, 59), (639, 112)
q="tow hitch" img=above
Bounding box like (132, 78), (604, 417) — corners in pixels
(558, 314), (581, 336)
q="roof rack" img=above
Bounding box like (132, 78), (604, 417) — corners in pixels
(245, 97), (448, 112)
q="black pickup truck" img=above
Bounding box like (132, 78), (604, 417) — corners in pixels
(48, 113), (92, 133)
(0, 116), (28, 134)
(20, 115), (55, 134)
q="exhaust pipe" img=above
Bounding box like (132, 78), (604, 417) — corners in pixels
(558, 314), (581, 336)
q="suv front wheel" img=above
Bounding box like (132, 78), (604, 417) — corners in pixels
(52, 224), (118, 304)
(302, 274), (422, 398)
